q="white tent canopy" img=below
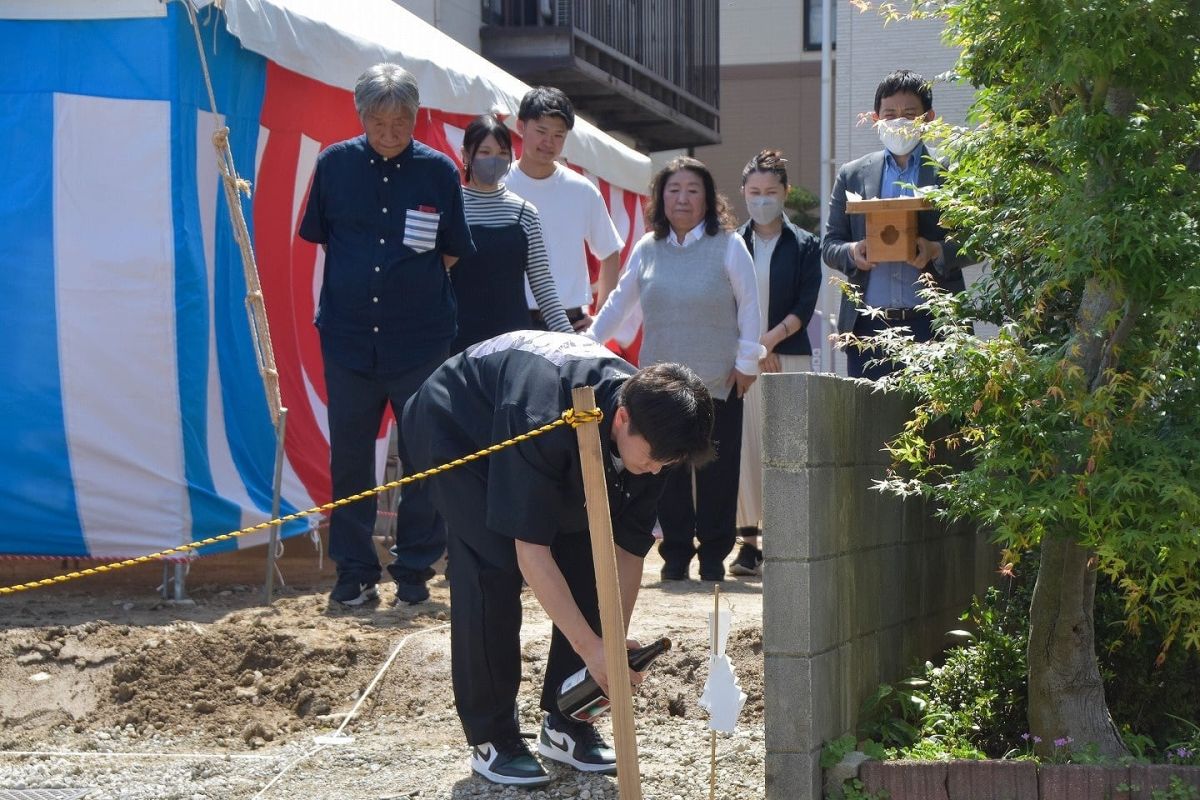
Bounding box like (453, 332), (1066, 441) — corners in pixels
(223, 0), (651, 194)
(0, 0), (652, 194)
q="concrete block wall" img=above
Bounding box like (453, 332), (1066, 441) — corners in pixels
(761, 373), (994, 799)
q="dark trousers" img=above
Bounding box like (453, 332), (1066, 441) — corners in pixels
(657, 388), (743, 575)
(430, 465), (599, 745)
(323, 350), (447, 583)
(847, 311), (935, 381)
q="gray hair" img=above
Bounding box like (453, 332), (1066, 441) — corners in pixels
(354, 63), (420, 118)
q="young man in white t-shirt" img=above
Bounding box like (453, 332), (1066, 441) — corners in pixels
(506, 87), (624, 330)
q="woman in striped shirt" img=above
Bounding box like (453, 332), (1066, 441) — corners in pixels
(450, 114), (572, 352)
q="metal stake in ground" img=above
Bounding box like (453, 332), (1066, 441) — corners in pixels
(571, 386), (642, 800)
(263, 406), (288, 605)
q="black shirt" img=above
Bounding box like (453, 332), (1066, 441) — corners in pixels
(400, 331), (664, 556)
(299, 135), (475, 373)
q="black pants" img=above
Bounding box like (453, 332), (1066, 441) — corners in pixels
(323, 350), (447, 584)
(847, 311), (935, 381)
(430, 466), (600, 745)
(657, 388), (743, 576)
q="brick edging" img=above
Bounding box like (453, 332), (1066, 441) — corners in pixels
(854, 759), (1200, 800)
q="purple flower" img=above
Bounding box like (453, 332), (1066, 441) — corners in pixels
(1021, 733), (1031, 741)
(1054, 737), (1072, 748)
(1033, 736), (1043, 744)
(1177, 747), (1193, 759)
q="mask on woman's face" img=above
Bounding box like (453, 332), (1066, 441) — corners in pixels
(470, 155), (510, 186)
(745, 196), (783, 227)
(876, 118), (922, 156)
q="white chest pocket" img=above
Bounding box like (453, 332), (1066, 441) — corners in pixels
(403, 208), (440, 253)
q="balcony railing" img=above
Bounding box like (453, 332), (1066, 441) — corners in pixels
(482, 0), (720, 147)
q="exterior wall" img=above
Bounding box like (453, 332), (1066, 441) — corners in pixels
(761, 373), (995, 799)
(394, 0), (483, 53)
(694, 62), (823, 209)
(720, 0), (806, 66)
(694, 0), (825, 204)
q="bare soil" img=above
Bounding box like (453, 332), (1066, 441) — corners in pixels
(0, 547), (764, 799)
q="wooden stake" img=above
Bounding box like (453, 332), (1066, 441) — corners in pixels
(571, 387), (642, 800)
(710, 584), (720, 800)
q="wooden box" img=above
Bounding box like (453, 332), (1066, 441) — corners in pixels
(845, 196), (932, 263)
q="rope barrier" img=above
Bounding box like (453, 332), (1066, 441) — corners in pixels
(0, 408), (602, 596)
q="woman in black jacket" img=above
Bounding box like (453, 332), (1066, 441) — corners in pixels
(731, 149), (822, 576)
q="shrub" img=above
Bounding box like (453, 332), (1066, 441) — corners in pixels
(854, 550), (1200, 761)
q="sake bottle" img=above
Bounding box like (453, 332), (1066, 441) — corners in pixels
(557, 637), (672, 722)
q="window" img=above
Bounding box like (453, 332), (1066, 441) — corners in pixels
(804, 0), (836, 51)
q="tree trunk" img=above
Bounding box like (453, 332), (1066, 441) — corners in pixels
(1027, 534), (1127, 757)
(1023, 160), (1132, 757)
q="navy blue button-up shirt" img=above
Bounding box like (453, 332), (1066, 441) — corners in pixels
(300, 135), (475, 374)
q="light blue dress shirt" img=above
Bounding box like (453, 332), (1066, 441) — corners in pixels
(863, 143), (925, 310)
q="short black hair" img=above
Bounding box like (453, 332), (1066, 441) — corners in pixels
(741, 148), (789, 188)
(620, 363), (715, 468)
(461, 113), (513, 181)
(517, 86), (576, 129)
(874, 69), (933, 114)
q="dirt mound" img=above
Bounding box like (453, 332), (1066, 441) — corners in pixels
(366, 631), (453, 719)
(510, 627), (765, 725)
(636, 627), (763, 723)
(0, 568), (766, 797)
(98, 623), (387, 745)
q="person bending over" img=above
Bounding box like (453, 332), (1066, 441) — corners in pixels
(400, 331), (713, 787)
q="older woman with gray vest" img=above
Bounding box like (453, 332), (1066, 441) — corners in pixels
(588, 157), (764, 581)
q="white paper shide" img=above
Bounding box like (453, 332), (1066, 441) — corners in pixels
(699, 608), (747, 733)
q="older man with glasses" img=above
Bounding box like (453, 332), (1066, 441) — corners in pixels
(299, 63), (475, 607)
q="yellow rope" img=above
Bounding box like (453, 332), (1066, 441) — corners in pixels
(0, 408), (603, 596)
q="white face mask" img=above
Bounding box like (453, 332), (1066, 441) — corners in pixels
(745, 196), (784, 227)
(876, 118), (922, 156)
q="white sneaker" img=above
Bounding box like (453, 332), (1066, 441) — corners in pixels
(537, 713), (618, 775)
(470, 738), (551, 786)
(329, 577), (378, 607)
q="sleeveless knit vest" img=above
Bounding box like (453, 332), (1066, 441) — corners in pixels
(637, 232), (738, 398)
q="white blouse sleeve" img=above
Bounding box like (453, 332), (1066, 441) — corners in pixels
(587, 235), (647, 344)
(725, 234), (768, 374)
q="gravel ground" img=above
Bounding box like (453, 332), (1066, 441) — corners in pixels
(0, 553), (764, 799)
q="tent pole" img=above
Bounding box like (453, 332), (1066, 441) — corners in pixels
(161, 561), (188, 602)
(263, 407), (288, 605)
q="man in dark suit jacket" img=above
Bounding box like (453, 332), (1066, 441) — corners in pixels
(822, 69), (968, 379)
